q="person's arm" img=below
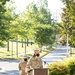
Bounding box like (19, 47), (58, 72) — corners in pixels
(18, 63), (21, 71)
(41, 59), (43, 68)
(26, 58), (32, 72)
(40, 58), (43, 68)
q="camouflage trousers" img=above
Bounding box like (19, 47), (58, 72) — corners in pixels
(20, 70), (27, 75)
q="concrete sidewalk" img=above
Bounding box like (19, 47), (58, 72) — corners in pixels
(0, 60), (20, 75)
(42, 45), (68, 67)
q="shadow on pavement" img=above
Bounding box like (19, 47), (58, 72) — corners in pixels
(0, 60), (20, 63)
(0, 70), (19, 75)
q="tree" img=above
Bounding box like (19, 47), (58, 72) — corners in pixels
(61, 0), (75, 47)
(37, 0), (52, 24)
(9, 0), (57, 52)
(23, 0), (57, 50)
(56, 22), (67, 45)
(0, 0), (11, 46)
(34, 25), (56, 49)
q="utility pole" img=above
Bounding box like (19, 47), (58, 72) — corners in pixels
(66, 0), (70, 57)
(66, 33), (69, 56)
(16, 36), (18, 57)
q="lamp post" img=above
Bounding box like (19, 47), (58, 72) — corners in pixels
(65, 0), (70, 57)
(66, 0), (74, 56)
(66, 14), (70, 56)
(66, 32), (69, 56)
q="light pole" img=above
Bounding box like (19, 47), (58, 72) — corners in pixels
(66, 32), (69, 56)
(66, 0), (70, 57)
(66, 0), (74, 56)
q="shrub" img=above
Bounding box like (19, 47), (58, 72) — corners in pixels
(47, 61), (68, 75)
(47, 57), (75, 75)
(63, 57), (75, 75)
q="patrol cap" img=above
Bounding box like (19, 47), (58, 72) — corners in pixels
(34, 49), (40, 53)
(23, 55), (28, 59)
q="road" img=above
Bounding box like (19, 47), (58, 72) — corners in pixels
(0, 45), (68, 75)
(0, 60), (20, 75)
(42, 45), (68, 67)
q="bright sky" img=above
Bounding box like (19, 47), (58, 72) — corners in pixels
(12, 0), (64, 22)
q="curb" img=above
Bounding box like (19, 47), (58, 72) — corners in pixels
(41, 48), (55, 58)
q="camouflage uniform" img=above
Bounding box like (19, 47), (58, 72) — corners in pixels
(27, 50), (43, 75)
(18, 56), (28, 75)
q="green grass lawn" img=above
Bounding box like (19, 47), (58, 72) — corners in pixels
(0, 41), (38, 58)
(69, 48), (75, 57)
(0, 41), (54, 60)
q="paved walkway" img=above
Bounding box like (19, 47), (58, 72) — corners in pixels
(42, 45), (68, 67)
(0, 60), (20, 75)
(0, 45), (68, 75)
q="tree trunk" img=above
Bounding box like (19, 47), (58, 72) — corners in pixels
(27, 39), (28, 46)
(31, 42), (33, 45)
(7, 41), (9, 52)
(24, 39), (26, 55)
(39, 45), (42, 52)
(16, 37), (18, 57)
(11, 41), (13, 57)
(22, 39), (23, 48)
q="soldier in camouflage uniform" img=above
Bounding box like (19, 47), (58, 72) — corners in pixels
(26, 50), (43, 75)
(18, 56), (28, 75)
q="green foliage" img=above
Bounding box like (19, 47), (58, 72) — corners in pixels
(63, 57), (75, 75)
(47, 57), (75, 75)
(34, 25), (56, 46)
(56, 23), (67, 45)
(61, 0), (75, 47)
(0, 0), (11, 46)
(19, 0), (56, 47)
(47, 62), (68, 75)
(0, 0), (57, 47)
(37, 0), (51, 24)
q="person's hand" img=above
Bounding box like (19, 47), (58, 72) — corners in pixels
(28, 68), (33, 72)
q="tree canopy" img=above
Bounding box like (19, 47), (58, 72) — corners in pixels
(61, 0), (75, 47)
(0, 0), (11, 46)
(0, 0), (57, 48)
